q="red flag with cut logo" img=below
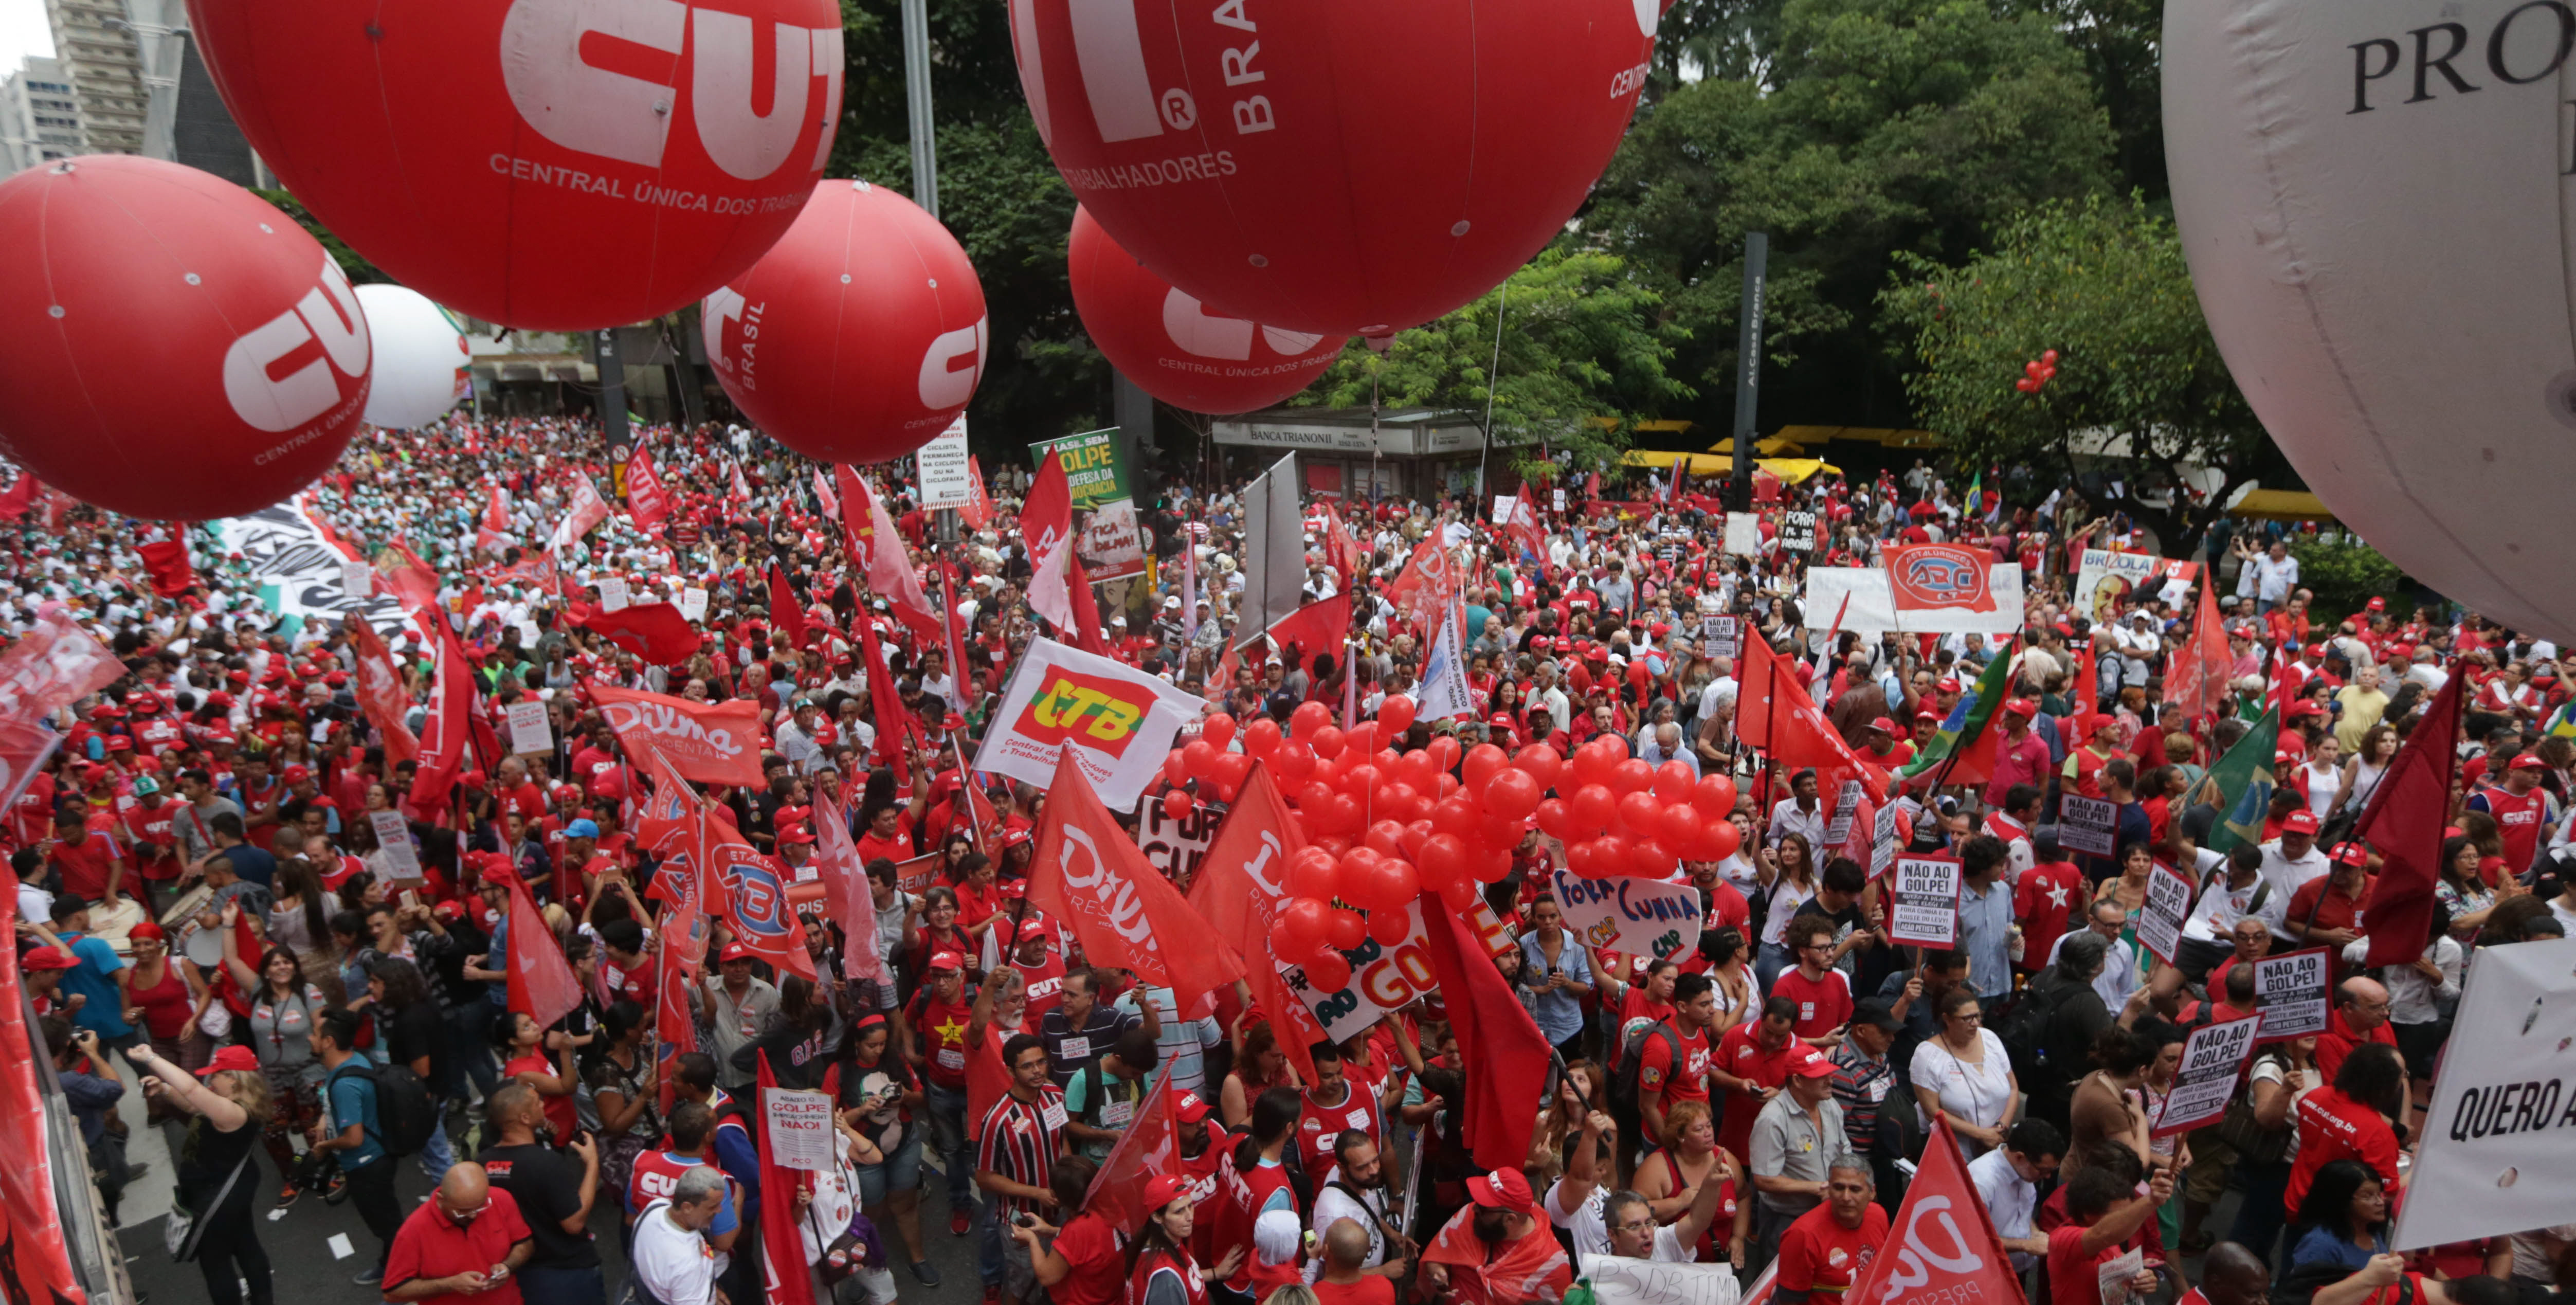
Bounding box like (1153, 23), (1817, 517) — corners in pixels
(505, 879), (584, 1030)
(550, 473), (613, 554)
(858, 600), (918, 790)
(1845, 1116), (2026, 1305)
(586, 682), (763, 788)
(756, 1054), (822, 1305)
(1024, 752), (1245, 1014)
(1083, 1072), (1181, 1237)
(1183, 765), (1326, 1086)
(961, 456), (994, 529)
(1413, 882), (1552, 1172)
(408, 626), (482, 814)
(2356, 673), (2465, 969)
(1884, 542), (1999, 613)
(1384, 535), (1460, 636)
(839, 467), (944, 641)
(812, 468), (839, 520)
(641, 752), (816, 982)
(350, 620), (421, 767)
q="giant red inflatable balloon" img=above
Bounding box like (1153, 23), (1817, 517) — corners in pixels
(0, 156), (369, 520)
(188, 0), (844, 329)
(701, 180), (987, 464)
(1009, 0), (1659, 335)
(1067, 206), (1344, 413)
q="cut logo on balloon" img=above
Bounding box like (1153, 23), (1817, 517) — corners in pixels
(1162, 289), (1326, 361)
(915, 316), (989, 415)
(223, 256), (371, 440)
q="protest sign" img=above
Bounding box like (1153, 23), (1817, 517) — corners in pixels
(680, 587), (708, 622)
(1285, 898), (1514, 1042)
(1723, 513), (1761, 556)
(1549, 866), (1702, 967)
(1888, 854), (1962, 948)
(2073, 549), (2200, 626)
(598, 576), (631, 611)
(2152, 1014), (2260, 1137)
(1079, 498), (1148, 583)
(1554, 487), (1569, 513)
(1138, 792), (1222, 887)
(1583, 1256), (1742, 1305)
(372, 810), (422, 880)
(2393, 936), (2576, 1250)
(1700, 614), (1740, 661)
(506, 701), (552, 755)
(1801, 566), (2027, 637)
(1780, 509), (1818, 552)
(973, 638), (1206, 813)
(1823, 779), (1865, 846)
(2136, 861), (2196, 965)
(1030, 428), (1128, 510)
(342, 558), (373, 597)
(764, 1086), (838, 1171)
(2252, 947), (2332, 1042)
(918, 416), (974, 509)
(2058, 794), (2117, 857)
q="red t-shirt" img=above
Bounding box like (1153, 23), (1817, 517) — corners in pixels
(1771, 966), (1854, 1038)
(1048, 1212), (1128, 1305)
(2314, 1008), (2400, 1084)
(2285, 876), (2372, 941)
(1634, 1019), (1711, 1109)
(1714, 1023), (1809, 1159)
(1312, 1279), (1397, 1305)
(48, 833), (120, 901)
(385, 1185), (534, 1305)
(909, 992), (976, 1089)
(2048, 1224), (2134, 1305)
(2015, 861), (2086, 972)
(2286, 1085), (2403, 1215)
(1776, 1204), (1890, 1300)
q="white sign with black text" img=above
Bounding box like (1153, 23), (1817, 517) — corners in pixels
(2394, 937), (2576, 1250)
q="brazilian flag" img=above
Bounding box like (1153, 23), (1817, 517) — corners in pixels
(2189, 707), (2280, 854)
(1899, 638), (2016, 779)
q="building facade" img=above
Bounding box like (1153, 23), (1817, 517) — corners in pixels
(2, 56), (81, 173)
(23, 0), (259, 184)
(1210, 407), (1532, 503)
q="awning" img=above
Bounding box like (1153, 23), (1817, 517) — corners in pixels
(2231, 488), (2335, 522)
(1707, 436), (1807, 457)
(1758, 458), (1842, 483)
(1771, 425), (1940, 448)
(1620, 450), (1732, 474)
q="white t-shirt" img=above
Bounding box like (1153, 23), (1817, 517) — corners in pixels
(1311, 1184), (1389, 1270)
(2257, 844), (2332, 939)
(1548, 1181), (1700, 1264)
(1909, 1029), (2015, 1158)
(633, 1202), (725, 1305)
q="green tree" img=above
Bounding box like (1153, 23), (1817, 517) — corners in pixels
(1587, 0), (2118, 432)
(258, 188), (388, 286)
(1878, 192), (2267, 542)
(1294, 247), (1694, 484)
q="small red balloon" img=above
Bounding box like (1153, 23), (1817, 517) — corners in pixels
(1609, 759), (1656, 796)
(1531, 798), (1573, 841)
(1569, 785), (1618, 836)
(1244, 717), (1284, 757)
(1304, 951), (1353, 991)
(1323, 907), (1367, 952)
(1162, 751), (1190, 787)
(1285, 847), (1339, 900)
(1181, 739), (1220, 778)
(1631, 838), (1676, 878)
(1377, 695), (1419, 737)
(1419, 832), (1468, 886)
(1653, 761), (1698, 807)
(1617, 790), (1662, 836)
(1364, 820), (1408, 861)
(1293, 701), (1334, 737)
(1514, 744), (1565, 791)
(1202, 714), (1238, 751)
(1274, 742), (1317, 781)
(1431, 798), (1480, 840)
(1462, 744), (1509, 790)
(1161, 789), (1192, 821)
(1693, 775), (1739, 821)
(1660, 803), (1706, 850)
(1701, 819), (1744, 862)
(1367, 908), (1412, 947)
(1485, 768), (1543, 819)
(1309, 725), (1347, 759)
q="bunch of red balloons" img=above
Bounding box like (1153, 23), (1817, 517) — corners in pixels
(1154, 696), (1743, 990)
(2015, 349), (2060, 393)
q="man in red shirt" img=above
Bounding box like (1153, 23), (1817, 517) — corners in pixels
(2314, 977), (2398, 1083)
(2468, 753), (2555, 876)
(383, 1163), (535, 1304)
(1984, 701), (2054, 809)
(1771, 918), (1854, 1042)
(2285, 842), (2373, 953)
(1636, 973), (1718, 1147)
(2045, 1166), (2173, 1305)
(1713, 997), (1807, 1163)
(1771, 1157), (1891, 1305)
(905, 951), (981, 1237)
(46, 805), (124, 906)
(2015, 828), (2087, 977)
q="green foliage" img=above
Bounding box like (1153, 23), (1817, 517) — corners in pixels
(1586, 0), (2119, 431)
(2291, 536), (2416, 623)
(1877, 192), (2264, 532)
(256, 189), (388, 286)
(1295, 247), (1694, 482)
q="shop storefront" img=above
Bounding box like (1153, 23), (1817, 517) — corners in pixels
(1210, 407), (1531, 502)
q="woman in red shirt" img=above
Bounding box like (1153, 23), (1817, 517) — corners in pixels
(907, 887), (978, 986)
(1124, 1173), (1237, 1305)
(1013, 1158), (1124, 1305)
(498, 1009), (580, 1141)
(2285, 1043), (2408, 1218)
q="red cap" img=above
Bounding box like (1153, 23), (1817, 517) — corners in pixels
(1790, 1048), (1838, 1078)
(282, 765), (310, 784)
(105, 735), (132, 751)
(2282, 810), (2321, 835)
(2003, 699), (2038, 719)
(1142, 1174), (1190, 1212)
(2513, 753), (2550, 771)
(129, 697), (159, 715)
(20, 949), (71, 971)
(197, 1045), (262, 1077)
(1174, 1092), (1214, 1125)
(927, 949), (966, 972)
(1466, 1168), (1537, 1215)
(1936, 677), (1962, 693)
(1865, 717), (1896, 735)
(718, 942), (755, 964)
(2329, 841), (2371, 867)
(778, 825), (815, 846)
(1915, 709), (1941, 722)
(2366, 597), (2386, 611)
(434, 900), (466, 921)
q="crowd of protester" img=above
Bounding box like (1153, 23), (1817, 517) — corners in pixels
(4, 415), (2571, 1305)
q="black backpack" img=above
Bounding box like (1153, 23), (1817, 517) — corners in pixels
(1990, 975), (2072, 1084)
(1608, 1022), (1682, 1109)
(328, 1061), (436, 1158)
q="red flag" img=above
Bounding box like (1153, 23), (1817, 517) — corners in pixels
(1064, 551), (1112, 659)
(729, 459), (752, 508)
(1413, 883), (1552, 1172)
(812, 786), (889, 983)
(1736, 628), (1786, 750)
(1020, 453), (1073, 558)
(586, 682), (764, 788)
(1883, 543), (1999, 613)
(505, 880), (584, 1030)
(409, 626), (481, 813)
(0, 472), (33, 522)
(0, 897), (87, 1304)
(483, 484), (511, 535)
(350, 620), (421, 767)
(857, 600), (918, 789)
(654, 881), (707, 1115)
(549, 474), (612, 553)
(1083, 1072), (1181, 1237)
(641, 752), (817, 982)
(573, 601), (701, 665)
(812, 468), (840, 520)
(1384, 535), (1460, 637)
(2356, 674), (2465, 968)
(372, 542), (443, 630)
(0, 604), (128, 723)
(1263, 595), (1351, 669)
(1323, 503), (1367, 580)
(137, 538), (196, 597)
(2164, 578), (2232, 726)
(1844, 1117), (2026, 1305)
(627, 445), (672, 534)
(964, 1024), (1013, 1144)
(767, 563), (808, 650)
(1024, 752), (1246, 1014)
(960, 456), (994, 529)
(756, 1054), (821, 1305)
(1183, 765), (1328, 1086)
(840, 468), (944, 641)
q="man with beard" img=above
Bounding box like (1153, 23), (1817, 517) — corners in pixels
(1310, 1130), (1408, 1282)
(1419, 1168), (1571, 1305)
(1169, 1092), (1236, 1271)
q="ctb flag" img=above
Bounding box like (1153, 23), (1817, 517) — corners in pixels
(972, 637), (1207, 813)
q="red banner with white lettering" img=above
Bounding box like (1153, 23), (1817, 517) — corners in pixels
(350, 620), (420, 767)
(0, 604), (125, 727)
(0, 897), (87, 1303)
(626, 445), (671, 534)
(1024, 752), (1245, 1015)
(1845, 1117), (2026, 1305)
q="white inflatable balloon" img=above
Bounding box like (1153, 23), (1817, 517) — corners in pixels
(354, 283), (467, 429)
(2165, 0), (2576, 640)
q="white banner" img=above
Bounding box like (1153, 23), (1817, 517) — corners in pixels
(2073, 549), (2199, 625)
(1549, 867), (1702, 967)
(972, 637), (1206, 813)
(2396, 936), (2576, 1250)
(1581, 1255), (1741, 1305)
(917, 416), (974, 509)
(216, 503), (410, 634)
(506, 701), (553, 755)
(764, 1086), (839, 1172)
(1802, 566), (2026, 636)
(372, 810), (422, 881)
(680, 587), (708, 622)
(1417, 599), (1476, 722)
(1723, 513), (1761, 556)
